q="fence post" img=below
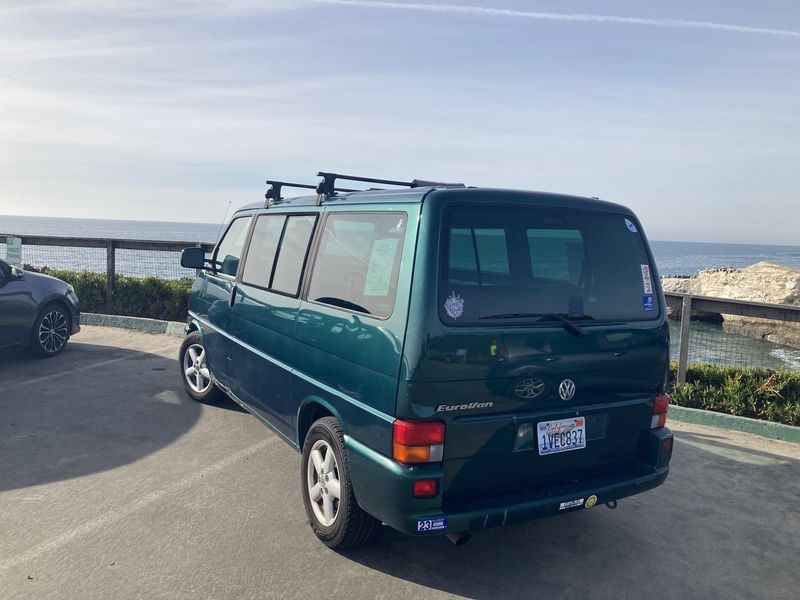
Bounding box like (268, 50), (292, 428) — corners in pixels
(677, 295), (692, 386)
(106, 239), (116, 310)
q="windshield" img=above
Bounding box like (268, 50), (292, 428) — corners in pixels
(438, 204), (660, 325)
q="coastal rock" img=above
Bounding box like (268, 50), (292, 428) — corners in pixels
(661, 262), (800, 305)
(661, 262), (800, 349)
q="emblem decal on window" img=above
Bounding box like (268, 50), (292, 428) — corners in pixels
(444, 291), (464, 320)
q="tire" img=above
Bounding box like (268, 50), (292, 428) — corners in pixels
(30, 303), (71, 358)
(178, 331), (224, 403)
(301, 416), (380, 549)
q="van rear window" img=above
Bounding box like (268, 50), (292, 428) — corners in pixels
(440, 205), (659, 325)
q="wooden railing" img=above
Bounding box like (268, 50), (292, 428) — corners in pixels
(2, 233), (215, 309)
(664, 292), (800, 384)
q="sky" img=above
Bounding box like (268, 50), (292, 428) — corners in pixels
(0, 0), (798, 244)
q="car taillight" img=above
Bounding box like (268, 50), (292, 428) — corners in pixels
(393, 419), (445, 464)
(412, 478), (438, 498)
(651, 393), (669, 429)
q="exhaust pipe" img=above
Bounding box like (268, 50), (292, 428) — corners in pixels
(606, 500), (618, 510)
(445, 532), (472, 546)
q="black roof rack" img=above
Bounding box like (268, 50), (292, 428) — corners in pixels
(315, 172), (465, 196)
(265, 180), (357, 206)
(265, 173), (466, 207)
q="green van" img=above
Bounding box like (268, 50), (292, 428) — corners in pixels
(179, 172), (673, 548)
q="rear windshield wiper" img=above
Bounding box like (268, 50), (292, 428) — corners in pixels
(478, 312), (591, 337)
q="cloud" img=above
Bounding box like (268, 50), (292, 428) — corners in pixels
(0, 0), (300, 19)
(312, 0), (800, 38)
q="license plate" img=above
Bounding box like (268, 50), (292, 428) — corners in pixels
(538, 417), (586, 456)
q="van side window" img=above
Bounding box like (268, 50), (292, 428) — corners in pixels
(271, 215), (316, 296)
(448, 227), (510, 285)
(213, 216), (252, 277)
(527, 228), (584, 285)
(307, 213), (407, 318)
(241, 215), (284, 288)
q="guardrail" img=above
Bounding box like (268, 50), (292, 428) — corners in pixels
(1, 233), (215, 309)
(3, 233), (798, 373)
(664, 292), (800, 384)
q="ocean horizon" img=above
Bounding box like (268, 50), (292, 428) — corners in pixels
(2, 213), (800, 278)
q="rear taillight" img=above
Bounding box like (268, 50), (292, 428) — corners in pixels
(393, 419), (445, 464)
(651, 393), (669, 429)
(412, 478), (439, 498)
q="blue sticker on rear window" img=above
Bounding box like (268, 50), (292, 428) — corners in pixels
(625, 218), (638, 233)
(643, 294), (655, 312)
(417, 518), (448, 532)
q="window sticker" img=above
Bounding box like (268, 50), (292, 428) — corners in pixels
(643, 294), (655, 312)
(363, 238), (399, 297)
(641, 264), (653, 294)
(568, 296), (584, 315)
(625, 218), (638, 233)
(444, 291), (465, 320)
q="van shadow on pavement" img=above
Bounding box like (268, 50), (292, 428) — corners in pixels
(0, 340), (239, 492)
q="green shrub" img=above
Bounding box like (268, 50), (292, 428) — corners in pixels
(669, 362), (800, 426)
(27, 266), (193, 322)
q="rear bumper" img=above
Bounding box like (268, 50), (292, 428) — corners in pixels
(346, 430), (671, 536)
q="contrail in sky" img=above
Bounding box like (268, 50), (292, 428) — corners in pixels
(312, 0), (800, 38)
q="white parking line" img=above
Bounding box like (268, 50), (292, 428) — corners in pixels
(3, 344), (177, 391)
(0, 436), (276, 574)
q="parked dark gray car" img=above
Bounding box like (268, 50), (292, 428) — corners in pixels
(0, 259), (80, 357)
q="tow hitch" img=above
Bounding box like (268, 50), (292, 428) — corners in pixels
(606, 500), (618, 510)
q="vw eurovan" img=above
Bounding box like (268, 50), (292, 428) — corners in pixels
(179, 172), (673, 548)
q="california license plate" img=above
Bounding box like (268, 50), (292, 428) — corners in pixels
(538, 417), (586, 456)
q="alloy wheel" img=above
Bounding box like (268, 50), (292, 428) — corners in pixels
(183, 343), (212, 394)
(306, 439), (341, 527)
(38, 310), (69, 354)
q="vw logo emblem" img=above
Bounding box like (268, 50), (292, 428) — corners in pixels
(558, 379), (576, 401)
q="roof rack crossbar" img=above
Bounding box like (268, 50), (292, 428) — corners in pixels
(265, 179), (356, 206)
(315, 171), (465, 196)
(316, 172), (414, 196)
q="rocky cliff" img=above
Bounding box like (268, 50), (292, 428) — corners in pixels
(661, 262), (800, 349)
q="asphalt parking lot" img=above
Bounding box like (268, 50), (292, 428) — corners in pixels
(1, 326), (799, 600)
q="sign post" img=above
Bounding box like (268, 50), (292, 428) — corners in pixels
(6, 236), (22, 266)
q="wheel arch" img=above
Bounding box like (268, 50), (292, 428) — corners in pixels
(31, 297), (73, 333)
(185, 317), (204, 339)
(296, 398), (345, 448)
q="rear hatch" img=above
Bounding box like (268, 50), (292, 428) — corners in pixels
(400, 196), (669, 507)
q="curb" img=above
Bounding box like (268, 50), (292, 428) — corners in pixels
(669, 405), (800, 443)
(80, 313), (186, 336)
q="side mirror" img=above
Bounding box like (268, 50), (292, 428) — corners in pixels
(10, 266), (24, 280)
(181, 247), (206, 269)
(221, 255), (239, 276)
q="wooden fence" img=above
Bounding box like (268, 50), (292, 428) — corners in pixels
(2, 233), (214, 308)
(664, 292), (800, 384)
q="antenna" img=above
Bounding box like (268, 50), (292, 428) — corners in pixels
(215, 200), (232, 242)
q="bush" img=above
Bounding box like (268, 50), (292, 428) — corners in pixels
(27, 266), (193, 322)
(669, 362), (800, 426)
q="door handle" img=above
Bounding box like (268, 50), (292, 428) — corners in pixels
(229, 285), (237, 308)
